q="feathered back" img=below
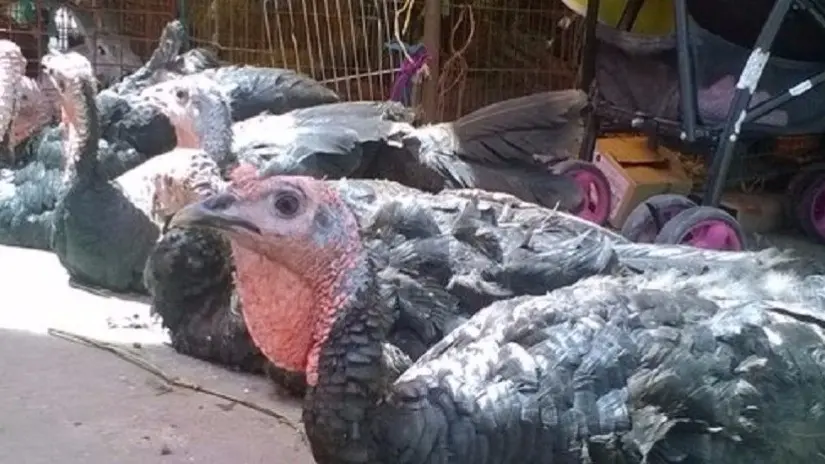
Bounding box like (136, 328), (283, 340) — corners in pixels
(451, 88), (586, 165)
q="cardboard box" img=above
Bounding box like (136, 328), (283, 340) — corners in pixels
(593, 136), (693, 228)
(720, 192), (783, 234)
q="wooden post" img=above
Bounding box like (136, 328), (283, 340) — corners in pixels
(421, 0), (441, 122)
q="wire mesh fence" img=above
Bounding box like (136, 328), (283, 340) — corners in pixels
(435, 0), (585, 121)
(185, 0), (584, 120)
(0, 0), (175, 81)
(186, 0), (407, 102)
(1, 0), (584, 120)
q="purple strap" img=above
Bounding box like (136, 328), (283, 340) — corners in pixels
(389, 48), (429, 103)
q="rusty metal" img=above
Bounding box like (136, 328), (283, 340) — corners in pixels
(420, 0), (440, 121)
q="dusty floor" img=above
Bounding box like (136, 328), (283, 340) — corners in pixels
(0, 245), (314, 464)
(751, 230), (825, 274)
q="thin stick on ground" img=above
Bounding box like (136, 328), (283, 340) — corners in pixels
(46, 327), (306, 441)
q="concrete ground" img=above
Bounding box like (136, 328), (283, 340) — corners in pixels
(0, 245), (314, 464)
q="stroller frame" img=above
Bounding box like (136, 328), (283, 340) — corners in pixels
(577, 0), (825, 207)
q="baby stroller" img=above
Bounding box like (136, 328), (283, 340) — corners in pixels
(573, 0), (825, 250)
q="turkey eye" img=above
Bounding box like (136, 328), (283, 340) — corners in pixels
(273, 192), (301, 217)
(175, 89), (188, 101)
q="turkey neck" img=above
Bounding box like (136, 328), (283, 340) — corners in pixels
(303, 250), (393, 464)
(180, 96), (233, 166)
(63, 80), (100, 185)
(0, 67), (17, 162)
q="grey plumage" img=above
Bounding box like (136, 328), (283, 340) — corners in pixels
(358, 267), (825, 463)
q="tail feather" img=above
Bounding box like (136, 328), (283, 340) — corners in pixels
(450, 89), (586, 165)
(416, 149), (583, 210)
(404, 89), (587, 209)
(237, 103), (414, 178)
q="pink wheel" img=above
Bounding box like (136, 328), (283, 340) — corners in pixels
(654, 206), (745, 251)
(797, 174), (825, 244)
(552, 160), (611, 226)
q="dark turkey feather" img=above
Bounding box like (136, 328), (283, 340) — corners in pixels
(202, 65), (340, 121)
(0, 128), (63, 249)
(366, 268), (825, 463)
(236, 101), (414, 178)
(449, 88), (585, 164)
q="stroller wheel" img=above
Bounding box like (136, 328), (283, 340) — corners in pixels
(784, 164), (825, 224)
(796, 173), (825, 244)
(552, 160), (611, 226)
(620, 194), (697, 243)
(654, 206), (745, 251)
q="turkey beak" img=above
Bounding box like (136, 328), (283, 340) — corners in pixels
(168, 193), (261, 235)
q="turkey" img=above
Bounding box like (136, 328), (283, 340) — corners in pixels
(142, 74), (584, 211)
(0, 42), (62, 250)
(145, 150), (621, 391)
(169, 173), (825, 464)
(0, 18), (336, 280)
(45, 50), (224, 293)
(0, 24), (214, 251)
(93, 19), (220, 159)
(96, 19), (339, 158)
(147, 160), (795, 396)
(143, 76), (411, 178)
(9, 70), (57, 151)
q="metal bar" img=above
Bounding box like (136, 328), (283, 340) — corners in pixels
(421, 0), (441, 122)
(577, 0), (602, 161)
(795, 0), (825, 29)
(673, 0), (698, 142)
(579, 92), (600, 162)
(617, 0), (645, 31)
(35, 0), (45, 62)
(744, 69), (825, 124)
(177, 0), (189, 50)
(578, 0), (601, 90)
(702, 0), (793, 206)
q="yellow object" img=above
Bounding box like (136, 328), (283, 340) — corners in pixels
(592, 136), (692, 228)
(560, 0), (675, 36)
